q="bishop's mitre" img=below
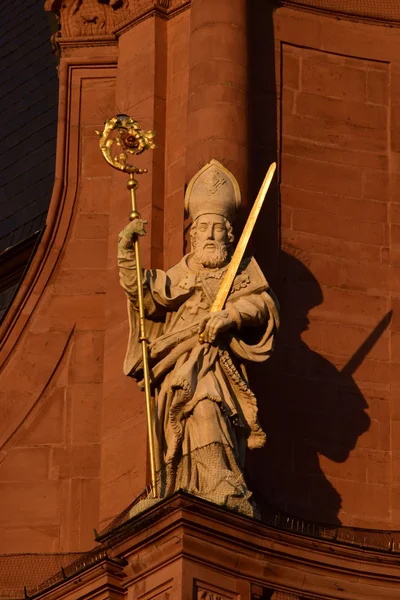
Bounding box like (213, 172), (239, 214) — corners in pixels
(184, 159), (241, 223)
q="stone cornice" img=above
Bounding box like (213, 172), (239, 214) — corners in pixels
(56, 35), (118, 50)
(31, 557), (126, 600)
(108, 494), (400, 569)
(279, 0), (400, 28)
(32, 494), (400, 600)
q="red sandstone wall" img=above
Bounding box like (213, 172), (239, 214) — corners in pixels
(257, 6), (399, 528)
(0, 7), (193, 550)
(0, 57), (117, 551)
(4, 1), (400, 554)
(164, 10), (190, 268)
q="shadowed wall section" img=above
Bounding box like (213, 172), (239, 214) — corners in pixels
(247, 5), (397, 529)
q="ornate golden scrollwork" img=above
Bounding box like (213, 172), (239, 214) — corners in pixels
(96, 114), (156, 174)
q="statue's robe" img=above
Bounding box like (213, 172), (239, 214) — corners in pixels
(119, 249), (279, 516)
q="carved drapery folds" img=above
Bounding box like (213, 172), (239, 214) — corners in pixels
(44, 0), (174, 39)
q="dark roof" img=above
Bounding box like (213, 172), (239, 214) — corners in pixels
(0, 0), (58, 255)
(0, 553), (85, 600)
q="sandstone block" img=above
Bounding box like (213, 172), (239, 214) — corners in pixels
(0, 481), (61, 525)
(0, 447), (50, 482)
(23, 386), (66, 445)
(362, 169), (389, 202)
(50, 445), (100, 480)
(62, 239), (108, 270)
(282, 230), (382, 264)
(282, 136), (388, 170)
(0, 524), (59, 553)
(189, 58), (246, 91)
(68, 383), (101, 444)
(292, 209), (385, 246)
(282, 184), (387, 221)
(296, 92), (387, 131)
(73, 213), (109, 240)
(302, 58), (366, 102)
(283, 114), (386, 153)
(282, 53), (300, 90)
(282, 154), (362, 198)
(366, 70), (389, 105)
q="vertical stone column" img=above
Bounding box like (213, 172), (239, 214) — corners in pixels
(186, 0), (248, 202)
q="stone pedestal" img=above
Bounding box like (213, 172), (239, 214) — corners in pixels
(35, 492), (400, 600)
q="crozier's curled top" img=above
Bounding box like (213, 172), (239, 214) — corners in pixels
(184, 159), (241, 223)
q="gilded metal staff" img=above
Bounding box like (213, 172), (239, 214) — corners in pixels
(96, 115), (157, 497)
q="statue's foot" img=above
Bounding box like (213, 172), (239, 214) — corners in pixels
(199, 478), (260, 519)
(210, 490), (260, 519)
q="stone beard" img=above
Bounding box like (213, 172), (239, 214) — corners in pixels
(190, 217), (233, 269)
(117, 161), (279, 518)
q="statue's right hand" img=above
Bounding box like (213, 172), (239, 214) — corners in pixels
(118, 218), (148, 249)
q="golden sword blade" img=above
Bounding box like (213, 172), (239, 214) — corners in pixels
(199, 162), (276, 342)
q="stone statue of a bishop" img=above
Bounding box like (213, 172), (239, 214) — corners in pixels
(118, 159), (279, 518)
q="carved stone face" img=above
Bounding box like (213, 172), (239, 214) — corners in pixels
(192, 213), (229, 268)
(196, 213), (228, 244)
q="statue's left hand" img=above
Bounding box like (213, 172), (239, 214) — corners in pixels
(118, 218), (148, 249)
(198, 306), (239, 344)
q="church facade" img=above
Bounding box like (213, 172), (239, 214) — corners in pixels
(1, 1), (400, 598)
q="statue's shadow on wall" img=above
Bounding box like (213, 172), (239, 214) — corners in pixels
(246, 251), (393, 525)
(245, 0), (391, 525)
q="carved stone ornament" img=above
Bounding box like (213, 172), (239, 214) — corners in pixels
(197, 589), (232, 600)
(44, 0), (131, 38)
(118, 160), (279, 519)
(44, 0), (180, 40)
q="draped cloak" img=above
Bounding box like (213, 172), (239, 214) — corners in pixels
(119, 249), (279, 512)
